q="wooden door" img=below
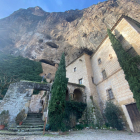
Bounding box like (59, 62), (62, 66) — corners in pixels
(126, 103), (140, 132)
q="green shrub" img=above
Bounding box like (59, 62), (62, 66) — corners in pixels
(15, 109), (26, 124)
(65, 101), (87, 121)
(74, 124), (85, 130)
(104, 102), (123, 130)
(0, 110), (9, 125)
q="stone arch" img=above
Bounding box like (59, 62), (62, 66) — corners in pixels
(73, 88), (83, 102)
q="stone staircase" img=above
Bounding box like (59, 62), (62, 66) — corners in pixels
(7, 113), (44, 135)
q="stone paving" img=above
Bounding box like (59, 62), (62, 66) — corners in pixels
(0, 129), (140, 140)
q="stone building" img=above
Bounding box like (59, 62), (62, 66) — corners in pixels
(0, 15), (140, 133)
(66, 16), (140, 132)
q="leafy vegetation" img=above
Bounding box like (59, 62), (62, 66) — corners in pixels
(104, 101), (123, 130)
(15, 109), (26, 124)
(65, 101), (87, 121)
(64, 101), (87, 129)
(0, 52), (43, 99)
(48, 53), (68, 131)
(0, 110), (9, 125)
(107, 29), (140, 110)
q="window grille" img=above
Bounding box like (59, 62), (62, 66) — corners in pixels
(107, 88), (114, 100)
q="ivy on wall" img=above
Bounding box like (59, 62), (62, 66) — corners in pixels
(107, 29), (140, 110)
(65, 101), (87, 121)
(0, 52), (43, 99)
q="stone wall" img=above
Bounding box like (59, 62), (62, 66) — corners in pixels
(0, 81), (50, 127)
(29, 91), (46, 113)
(40, 63), (57, 82)
(66, 53), (98, 103)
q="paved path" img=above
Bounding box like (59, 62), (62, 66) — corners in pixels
(0, 129), (140, 140)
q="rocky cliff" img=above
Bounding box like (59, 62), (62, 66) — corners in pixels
(0, 0), (140, 65)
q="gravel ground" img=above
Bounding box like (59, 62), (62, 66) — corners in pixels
(0, 129), (140, 140)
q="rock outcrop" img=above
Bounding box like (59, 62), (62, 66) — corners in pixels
(0, 0), (140, 65)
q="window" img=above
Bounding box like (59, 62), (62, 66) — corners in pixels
(91, 77), (94, 84)
(126, 47), (138, 57)
(102, 70), (107, 79)
(74, 67), (76, 72)
(79, 78), (83, 85)
(107, 89), (114, 100)
(98, 58), (101, 64)
(118, 35), (124, 42)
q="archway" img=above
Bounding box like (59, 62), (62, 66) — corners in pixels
(73, 88), (83, 102)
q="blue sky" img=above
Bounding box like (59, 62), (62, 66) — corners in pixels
(0, 0), (106, 19)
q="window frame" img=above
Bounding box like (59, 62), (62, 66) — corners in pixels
(74, 67), (76, 72)
(107, 88), (114, 100)
(102, 69), (107, 80)
(79, 78), (83, 85)
(98, 58), (101, 65)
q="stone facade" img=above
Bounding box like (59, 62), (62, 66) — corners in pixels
(66, 16), (140, 132)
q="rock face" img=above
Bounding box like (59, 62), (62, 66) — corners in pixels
(0, 0), (140, 65)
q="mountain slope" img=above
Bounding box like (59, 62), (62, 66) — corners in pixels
(0, 0), (140, 65)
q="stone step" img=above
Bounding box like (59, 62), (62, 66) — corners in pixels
(0, 130), (43, 135)
(27, 113), (42, 116)
(23, 120), (44, 124)
(9, 127), (43, 132)
(24, 120), (43, 123)
(17, 125), (44, 128)
(27, 116), (42, 118)
(25, 118), (42, 120)
(25, 118), (42, 121)
(22, 122), (44, 125)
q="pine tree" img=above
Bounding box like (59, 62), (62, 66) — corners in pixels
(48, 53), (68, 131)
(107, 29), (140, 110)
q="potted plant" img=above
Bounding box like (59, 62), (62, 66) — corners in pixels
(0, 110), (9, 130)
(15, 109), (26, 125)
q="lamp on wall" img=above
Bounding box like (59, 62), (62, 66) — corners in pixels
(109, 54), (113, 59)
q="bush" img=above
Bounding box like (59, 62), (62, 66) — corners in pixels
(104, 102), (123, 130)
(64, 101), (87, 129)
(15, 109), (26, 124)
(74, 124), (85, 130)
(0, 110), (9, 125)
